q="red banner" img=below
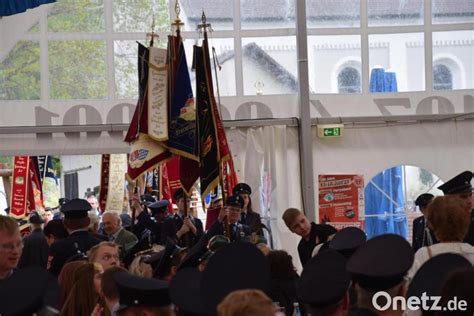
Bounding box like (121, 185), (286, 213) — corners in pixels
(27, 157), (44, 213)
(318, 174), (364, 230)
(166, 156), (184, 200)
(99, 154), (111, 212)
(160, 162), (173, 213)
(10, 156), (30, 219)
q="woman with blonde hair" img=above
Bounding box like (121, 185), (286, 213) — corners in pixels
(60, 262), (105, 316)
(408, 196), (474, 280)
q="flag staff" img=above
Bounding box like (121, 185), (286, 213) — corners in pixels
(197, 11), (231, 240)
(146, 14), (159, 47)
(171, 0), (184, 35)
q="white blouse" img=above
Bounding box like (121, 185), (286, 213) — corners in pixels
(407, 242), (474, 281)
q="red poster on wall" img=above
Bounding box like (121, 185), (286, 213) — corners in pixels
(10, 156), (30, 219)
(318, 174), (364, 230)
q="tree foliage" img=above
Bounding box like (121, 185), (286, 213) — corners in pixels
(0, 41), (40, 100)
(0, 0), (169, 101)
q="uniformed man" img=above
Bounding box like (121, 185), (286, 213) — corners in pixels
(233, 183), (263, 234)
(170, 242), (271, 315)
(328, 226), (366, 259)
(154, 238), (187, 282)
(282, 207), (337, 267)
(162, 188), (204, 247)
(197, 235), (230, 272)
(135, 200), (169, 245)
(131, 194), (155, 237)
(298, 249), (351, 316)
(412, 193), (437, 252)
(327, 226), (367, 313)
(49, 199), (102, 276)
(18, 211), (49, 269)
(347, 234), (414, 316)
(438, 170), (474, 245)
(206, 194), (251, 242)
(114, 271), (174, 316)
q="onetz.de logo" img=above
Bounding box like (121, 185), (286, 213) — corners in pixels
(372, 291), (468, 312)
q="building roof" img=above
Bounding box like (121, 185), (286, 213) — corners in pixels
(181, 0), (474, 23)
(217, 42), (298, 92)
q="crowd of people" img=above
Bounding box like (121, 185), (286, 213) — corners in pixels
(0, 171), (473, 316)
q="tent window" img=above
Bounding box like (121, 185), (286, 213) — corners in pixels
(433, 64), (453, 91)
(338, 67), (361, 93)
(363, 165), (444, 241)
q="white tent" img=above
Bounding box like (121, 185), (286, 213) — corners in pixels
(1, 0), (473, 269)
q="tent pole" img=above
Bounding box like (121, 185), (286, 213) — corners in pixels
(295, 0), (316, 223)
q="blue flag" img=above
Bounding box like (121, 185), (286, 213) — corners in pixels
(168, 37), (199, 161)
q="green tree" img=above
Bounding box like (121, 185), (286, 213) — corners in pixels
(0, 41), (40, 100)
(419, 168), (434, 187)
(0, 157), (13, 169)
(1, 0), (170, 101)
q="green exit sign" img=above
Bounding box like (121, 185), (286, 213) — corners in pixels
(317, 124), (344, 138)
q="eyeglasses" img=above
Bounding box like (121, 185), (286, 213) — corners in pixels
(0, 241), (24, 252)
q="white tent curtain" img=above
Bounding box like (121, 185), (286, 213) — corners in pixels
(312, 119), (474, 221)
(226, 125), (303, 270)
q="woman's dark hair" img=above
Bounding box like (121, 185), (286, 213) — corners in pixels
(267, 250), (298, 280)
(246, 197), (254, 214)
(44, 219), (69, 239)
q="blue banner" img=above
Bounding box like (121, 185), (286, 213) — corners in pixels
(168, 38), (198, 161)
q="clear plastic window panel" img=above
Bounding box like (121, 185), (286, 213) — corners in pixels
(432, 0), (474, 25)
(114, 39), (167, 99)
(0, 41), (40, 100)
(240, 0), (295, 30)
(432, 30), (474, 90)
(368, 0), (423, 26)
(49, 40), (107, 99)
(179, 0), (234, 31)
(184, 38), (236, 97)
(48, 0), (105, 32)
(364, 165), (444, 240)
(306, 0), (360, 28)
(308, 35), (361, 94)
(369, 33), (425, 93)
(241, 37), (297, 96)
(113, 0), (170, 33)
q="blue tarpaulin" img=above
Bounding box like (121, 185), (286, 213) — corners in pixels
(364, 166), (408, 239)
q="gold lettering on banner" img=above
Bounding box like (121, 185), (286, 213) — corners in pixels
(105, 154), (127, 213)
(148, 47), (168, 141)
